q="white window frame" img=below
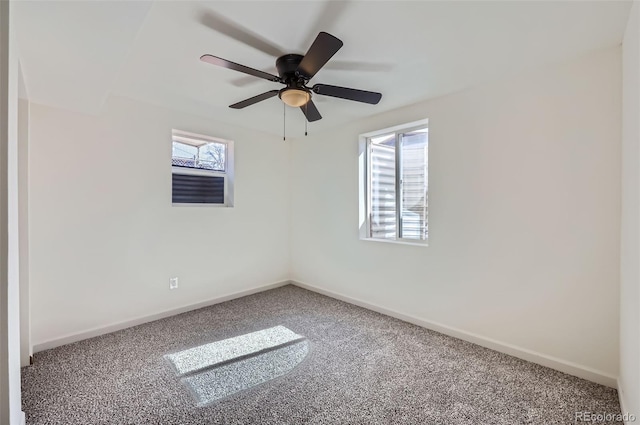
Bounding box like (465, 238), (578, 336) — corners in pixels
(358, 118), (429, 246)
(171, 129), (235, 207)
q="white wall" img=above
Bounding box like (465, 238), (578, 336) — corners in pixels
(28, 95), (290, 347)
(0, 0), (9, 420)
(620, 1), (640, 418)
(291, 47), (622, 385)
(1, 0), (24, 423)
(18, 95), (30, 367)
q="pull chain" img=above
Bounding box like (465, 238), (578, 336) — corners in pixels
(283, 102), (286, 141)
(305, 102), (308, 136)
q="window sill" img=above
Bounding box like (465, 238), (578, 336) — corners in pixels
(359, 237), (428, 247)
(172, 203), (233, 208)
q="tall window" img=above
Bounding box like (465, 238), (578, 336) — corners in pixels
(171, 130), (234, 206)
(361, 121), (428, 243)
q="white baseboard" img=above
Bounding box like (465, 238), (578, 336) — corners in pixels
(617, 379), (627, 421)
(33, 280), (290, 353)
(291, 279), (617, 388)
(617, 379), (636, 424)
(5, 411), (25, 425)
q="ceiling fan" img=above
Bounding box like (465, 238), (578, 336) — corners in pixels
(200, 32), (382, 122)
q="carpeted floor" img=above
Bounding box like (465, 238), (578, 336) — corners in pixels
(22, 285), (622, 424)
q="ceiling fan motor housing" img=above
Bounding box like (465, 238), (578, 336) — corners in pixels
(276, 54), (306, 84)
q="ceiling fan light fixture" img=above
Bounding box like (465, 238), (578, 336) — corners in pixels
(279, 88), (310, 107)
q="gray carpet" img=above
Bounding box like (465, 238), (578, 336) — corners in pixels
(22, 285), (622, 424)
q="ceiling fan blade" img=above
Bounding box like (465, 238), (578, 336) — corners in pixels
(229, 90), (280, 109)
(312, 84), (382, 105)
(300, 100), (322, 122)
(231, 67), (279, 87)
(297, 32), (343, 80)
(201, 55), (281, 82)
(198, 10), (285, 58)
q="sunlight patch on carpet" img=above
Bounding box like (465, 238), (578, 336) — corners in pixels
(165, 325), (304, 376)
(183, 340), (309, 405)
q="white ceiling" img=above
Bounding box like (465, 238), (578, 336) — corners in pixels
(14, 0), (632, 137)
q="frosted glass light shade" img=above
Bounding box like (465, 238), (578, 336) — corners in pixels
(280, 89), (310, 107)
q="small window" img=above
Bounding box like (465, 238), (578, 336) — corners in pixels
(171, 130), (234, 206)
(360, 120), (428, 244)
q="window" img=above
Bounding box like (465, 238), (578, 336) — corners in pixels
(171, 130), (234, 206)
(360, 120), (428, 244)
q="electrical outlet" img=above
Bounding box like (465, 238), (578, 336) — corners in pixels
(170, 277), (179, 290)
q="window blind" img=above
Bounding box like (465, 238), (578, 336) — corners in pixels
(368, 128), (428, 241)
(172, 174), (224, 204)
(399, 131), (428, 240)
(370, 142), (397, 239)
